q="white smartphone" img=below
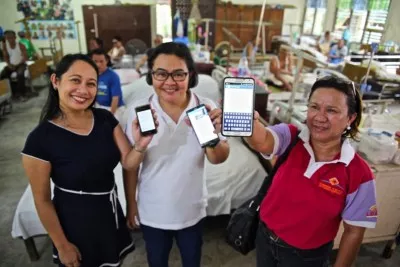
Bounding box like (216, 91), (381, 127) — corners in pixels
(222, 77), (255, 137)
(186, 104), (220, 147)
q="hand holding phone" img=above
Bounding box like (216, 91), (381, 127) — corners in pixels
(222, 77), (255, 137)
(133, 104), (158, 149)
(187, 104), (220, 148)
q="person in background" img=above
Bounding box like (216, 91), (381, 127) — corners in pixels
(89, 37), (104, 51)
(21, 53), (143, 267)
(108, 35), (126, 67)
(246, 76), (377, 267)
(328, 39), (348, 64)
(242, 35), (261, 64)
(18, 31), (40, 60)
(0, 30), (29, 101)
(135, 34), (163, 74)
(317, 31), (331, 56)
(269, 46), (294, 91)
(124, 42), (230, 267)
(89, 49), (125, 120)
(342, 18), (351, 46)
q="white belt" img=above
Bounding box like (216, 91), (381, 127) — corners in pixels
(55, 184), (119, 229)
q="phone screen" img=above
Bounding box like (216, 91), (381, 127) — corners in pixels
(222, 78), (255, 136)
(137, 109), (156, 132)
(187, 105), (219, 147)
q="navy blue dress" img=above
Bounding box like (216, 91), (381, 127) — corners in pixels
(22, 108), (134, 266)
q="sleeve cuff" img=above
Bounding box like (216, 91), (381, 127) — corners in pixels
(343, 220), (377, 229)
(21, 153), (50, 163)
(260, 127), (279, 160)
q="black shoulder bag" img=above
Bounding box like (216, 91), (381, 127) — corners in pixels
(225, 134), (299, 255)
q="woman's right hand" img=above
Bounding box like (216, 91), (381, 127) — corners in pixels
(126, 201), (140, 229)
(58, 242), (82, 267)
(132, 109), (159, 151)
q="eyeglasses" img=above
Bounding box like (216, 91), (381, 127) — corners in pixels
(316, 75), (357, 97)
(151, 70), (189, 82)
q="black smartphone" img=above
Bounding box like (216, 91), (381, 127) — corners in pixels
(222, 77), (255, 137)
(186, 104), (220, 148)
(135, 104), (157, 136)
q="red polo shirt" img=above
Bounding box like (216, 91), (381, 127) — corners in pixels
(260, 124), (377, 249)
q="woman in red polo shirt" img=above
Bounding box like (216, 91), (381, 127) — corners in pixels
(246, 76), (377, 267)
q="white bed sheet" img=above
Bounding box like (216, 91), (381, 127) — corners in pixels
(12, 137), (266, 239)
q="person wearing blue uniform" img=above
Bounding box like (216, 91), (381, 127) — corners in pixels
(328, 39), (348, 64)
(89, 49), (125, 119)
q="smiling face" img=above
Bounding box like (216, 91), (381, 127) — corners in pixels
(307, 87), (356, 143)
(151, 54), (190, 105)
(51, 60), (98, 113)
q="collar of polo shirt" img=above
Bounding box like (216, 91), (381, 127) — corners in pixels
(299, 127), (355, 178)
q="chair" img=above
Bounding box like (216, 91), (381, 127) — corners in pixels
(342, 62), (373, 83)
(27, 58), (49, 90)
(0, 79), (12, 116)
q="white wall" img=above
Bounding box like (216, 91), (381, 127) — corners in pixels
(383, 0), (400, 43)
(0, 0), (157, 55)
(324, 0), (337, 32)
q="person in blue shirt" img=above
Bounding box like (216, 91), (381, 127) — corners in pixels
(89, 49), (125, 116)
(328, 39), (348, 64)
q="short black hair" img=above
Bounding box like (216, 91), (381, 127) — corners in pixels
(88, 48), (107, 58)
(309, 76), (362, 140)
(113, 36), (122, 42)
(4, 30), (16, 37)
(148, 42), (196, 74)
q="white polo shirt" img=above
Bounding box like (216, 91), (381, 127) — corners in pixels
(125, 92), (224, 230)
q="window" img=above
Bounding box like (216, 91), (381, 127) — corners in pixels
(333, 0), (391, 44)
(302, 0), (327, 36)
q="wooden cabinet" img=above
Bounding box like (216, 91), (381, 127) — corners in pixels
(82, 5), (151, 53)
(214, 3), (284, 52)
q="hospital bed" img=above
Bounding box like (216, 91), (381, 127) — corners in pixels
(12, 73), (269, 261)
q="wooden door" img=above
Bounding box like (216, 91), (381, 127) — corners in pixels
(82, 5), (151, 53)
(264, 9), (284, 52)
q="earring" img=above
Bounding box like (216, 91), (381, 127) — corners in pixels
(347, 125), (351, 130)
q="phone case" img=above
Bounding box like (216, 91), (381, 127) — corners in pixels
(186, 104), (220, 147)
(222, 77), (255, 137)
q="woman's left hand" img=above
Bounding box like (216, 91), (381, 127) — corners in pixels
(206, 105), (222, 134)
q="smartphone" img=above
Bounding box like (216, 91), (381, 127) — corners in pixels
(186, 104), (220, 148)
(135, 104), (157, 136)
(222, 77), (255, 137)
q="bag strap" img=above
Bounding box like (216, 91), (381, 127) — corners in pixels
(254, 131), (300, 206)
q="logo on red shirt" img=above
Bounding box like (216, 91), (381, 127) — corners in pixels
(318, 177), (344, 196)
(366, 205), (378, 218)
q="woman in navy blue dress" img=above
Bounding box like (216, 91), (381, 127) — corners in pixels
(22, 54), (156, 266)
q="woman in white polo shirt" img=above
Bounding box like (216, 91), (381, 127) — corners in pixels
(124, 42), (230, 267)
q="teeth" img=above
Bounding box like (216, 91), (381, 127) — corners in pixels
(72, 96), (86, 103)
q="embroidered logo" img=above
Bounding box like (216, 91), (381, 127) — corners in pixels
(329, 177), (339, 186)
(318, 181), (344, 196)
(366, 205), (378, 218)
